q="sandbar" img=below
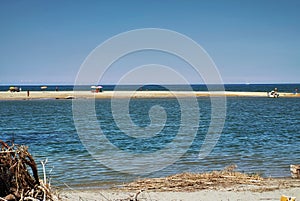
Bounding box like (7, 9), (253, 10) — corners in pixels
(0, 91), (299, 100)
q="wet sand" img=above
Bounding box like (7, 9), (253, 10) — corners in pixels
(0, 91), (299, 100)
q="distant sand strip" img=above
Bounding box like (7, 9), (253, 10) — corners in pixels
(0, 91), (299, 100)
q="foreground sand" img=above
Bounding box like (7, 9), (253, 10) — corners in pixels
(0, 90), (300, 100)
(58, 188), (300, 201)
(57, 171), (300, 201)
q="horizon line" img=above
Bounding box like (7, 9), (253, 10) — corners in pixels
(0, 82), (300, 86)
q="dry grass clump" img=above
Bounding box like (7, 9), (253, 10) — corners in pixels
(0, 140), (55, 201)
(122, 165), (267, 192)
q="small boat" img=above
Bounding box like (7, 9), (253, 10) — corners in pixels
(65, 96), (75, 99)
(41, 86), (47, 91)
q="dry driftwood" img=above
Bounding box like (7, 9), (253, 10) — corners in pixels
(0, 140), (54, 201)
(290, 164), (300, 179)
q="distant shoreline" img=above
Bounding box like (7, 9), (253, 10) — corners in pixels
(0, 91), (299, 100)
(0, 83), (299, 93)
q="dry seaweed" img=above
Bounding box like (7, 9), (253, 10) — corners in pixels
(120, 165), (271, 192)
(0, 140), (54, 201)
(120, 164), (300, 193)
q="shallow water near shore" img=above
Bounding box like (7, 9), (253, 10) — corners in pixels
(0, 96), (299, 188)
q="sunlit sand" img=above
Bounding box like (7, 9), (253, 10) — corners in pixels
(0, 91), (299, 100)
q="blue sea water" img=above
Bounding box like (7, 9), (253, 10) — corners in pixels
(0, 84), (300, 188)
(0, 83), (299, 92)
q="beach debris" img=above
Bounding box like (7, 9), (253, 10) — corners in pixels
(120, 165), (267, 192)
(132, 190), (143, 201)
(290, 164), (300, 179)
(0, 140), (55, 201)
(281, 195), (296, 201)
(223, 164), (237, 172)
(110, 190), (144, 201)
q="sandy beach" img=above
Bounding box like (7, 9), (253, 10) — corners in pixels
(58, 188), (300, 201)
(54, 170), (300, 201)
(0, 90), (299, 100)
(57, 176), (300, 201)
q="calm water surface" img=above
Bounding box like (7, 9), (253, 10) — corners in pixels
(0, 97), (299, 187)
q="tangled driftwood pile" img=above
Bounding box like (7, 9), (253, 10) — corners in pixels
(0, 140), (54, 201)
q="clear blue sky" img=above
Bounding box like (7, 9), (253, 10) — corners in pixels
(0, 0), (299, 84)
